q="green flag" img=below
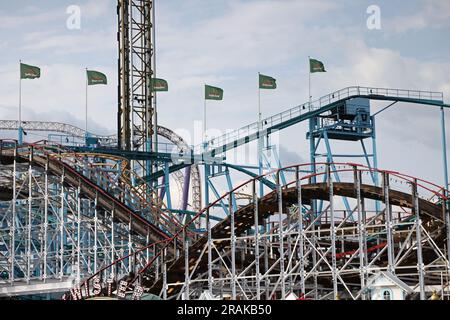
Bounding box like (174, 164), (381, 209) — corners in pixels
(87, 70), (107, 85)
(20, 63), (40, 79)
(309, 58), (326, 73)
(151, 78), (168, 92)
(205, 85), (223, 100)
(259, 74), (276, 89)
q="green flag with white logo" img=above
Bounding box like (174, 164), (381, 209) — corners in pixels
(259, 74), (276, 89)
(87, 70), (107, 85)
(205, 85), (223, 100)
(20, 63), (40, 79)
(309, 58), (326, 73)
(151, 78), (168, 92)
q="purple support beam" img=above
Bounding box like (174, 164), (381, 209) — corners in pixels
(160, 176), (166, 200)
(182, 166), (191, 211)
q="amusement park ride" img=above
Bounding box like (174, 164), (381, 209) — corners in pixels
(1, 0), (450, 300)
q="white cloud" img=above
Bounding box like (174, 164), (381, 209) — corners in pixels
(388, 0), (450, 33)
(0, 0), (112, 30)
(157, 0), (338, 75)
(81, 0), (113, 18)
(0, 9), (60, 30)
(20, 28), (116, 53)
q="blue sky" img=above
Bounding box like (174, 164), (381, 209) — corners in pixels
(1, 0), (450, 185)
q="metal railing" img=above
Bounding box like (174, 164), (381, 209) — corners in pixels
(0, 86), (444, 158)
(194, 86), (444, 154)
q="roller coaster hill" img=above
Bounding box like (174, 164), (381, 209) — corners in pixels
(1, 85), (450, 301)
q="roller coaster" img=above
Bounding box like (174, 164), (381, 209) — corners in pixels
(1, 0), (450, 300)
(1, 84), (450, 300)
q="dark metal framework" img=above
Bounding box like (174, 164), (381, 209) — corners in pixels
(60, 163), (450, 300)
(118, 0), (154, 167)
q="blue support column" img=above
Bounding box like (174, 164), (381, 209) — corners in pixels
(371, 116), (381, 213)
(260, 148), (281, 186)
(308, 118), (316, 183)
(323, 131), (353, 219)
(308, 118), (317, 220)
(225, 169), (237, 212)
(441, 107), (450, 270)
(146, 140), (154, 198)
(258, 134), (264, 197)
(441, 107), (449, 193)
(209, 180), (230, 215)
(164, 163), (172, 209)
(317, 171), (327, 215)
(360, 140), (377, 184)
(18, 126), (23, 145)
(269, 145), (287, 185)
(204, 164), (210, 210)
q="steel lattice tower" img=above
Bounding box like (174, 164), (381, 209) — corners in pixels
(117, 0), (156, 177)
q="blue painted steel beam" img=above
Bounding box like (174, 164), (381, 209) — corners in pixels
(164, 163), (172, 209)
(441, 107), (449, 194)
(225, 169), (238, 212)
(263, 146), (287, 185)
(206, 94), (447, 159)
(69, 146), (223, 165)
(371, 116), (381, 213)
(168, 209), (223, 222)
(322, 130), (354, 219)
(360, 140), (377, 184)
(181, 167), (191, 211)
(223, 163), (276, 190)
(144, 91), (448, 183)
(208, 180), (230, 215)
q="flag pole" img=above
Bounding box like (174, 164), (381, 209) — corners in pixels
(18, 60), (23, 145)
(85, 68), (88, 137)
(258, 72), (261, 125)
(204, 98), (206, 141)
(308, 56), (311, 108)
(258, 72), (263, 197)
(203, 86), (207, 150)
(308, 56), (318, 221)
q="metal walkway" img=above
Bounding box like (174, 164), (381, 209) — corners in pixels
(197, 86), (446, 157)
(143, 86), (447, 181)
